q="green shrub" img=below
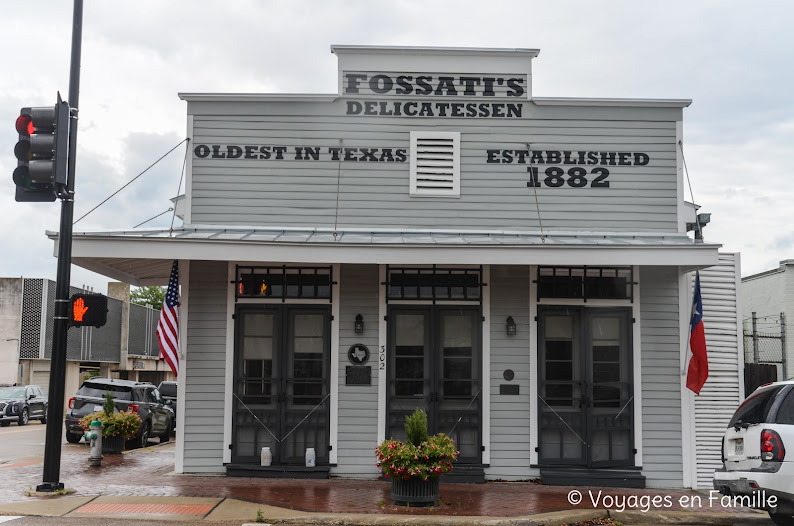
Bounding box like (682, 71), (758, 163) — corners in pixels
(102, 392), (115, 415)
(79, 410), (141, 439)
(405, 408), (428, 446)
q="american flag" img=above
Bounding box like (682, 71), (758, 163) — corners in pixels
(157, 260), (180, 377)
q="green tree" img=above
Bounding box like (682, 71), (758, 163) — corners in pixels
(130, 286), (165, 310)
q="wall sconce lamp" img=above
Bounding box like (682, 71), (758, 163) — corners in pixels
(354, 314), (364, 334)
(506, 316), (516, 336)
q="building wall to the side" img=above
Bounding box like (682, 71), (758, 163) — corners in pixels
(741, 261), (793, 377)
(486, 264), (532, 479)
(639, 266), (683, 488)
(182, 260), (228, 473)
(0, 278), (23, 385)
(335, 264), (380, 477)
(186, 100), (683, 233)
(692, 253), (744, 488)
(176, 260), (692, 486)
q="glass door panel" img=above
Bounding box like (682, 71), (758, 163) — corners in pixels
(233, 310), (279, 463)
(538, 312), (585, 465)
(388, 310), (430, 442)
(284, 311), (329, 464)
(587, 312), (633, 467)
(537, 307), (634, 468)
(387, 306), (482, 464)
(437, 309), (480, 463)
(233, 306), (330, 465)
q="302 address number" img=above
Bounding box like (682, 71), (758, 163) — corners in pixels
(526, 167), (610, 188)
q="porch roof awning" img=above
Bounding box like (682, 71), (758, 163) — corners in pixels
(48, 226), (722, 286)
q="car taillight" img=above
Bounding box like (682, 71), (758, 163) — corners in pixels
(68, 397), (75, 409)
(761, 429), (785, 461)
(129, 404), (139, 414)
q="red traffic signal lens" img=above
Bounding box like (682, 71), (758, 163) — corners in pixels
(15, 114), (34, 136)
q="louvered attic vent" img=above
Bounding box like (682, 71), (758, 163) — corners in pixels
(409, 131), (460, 197)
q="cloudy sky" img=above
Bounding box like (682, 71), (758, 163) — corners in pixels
(1, 0), (792, 292)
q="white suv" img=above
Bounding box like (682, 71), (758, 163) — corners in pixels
(714, 380), (794, 526)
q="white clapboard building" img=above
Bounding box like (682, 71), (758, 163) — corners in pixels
(54, 45), (743, 488)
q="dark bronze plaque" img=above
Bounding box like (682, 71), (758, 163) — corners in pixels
(500, 384), (519, 395)
(346, 366), (371, 386)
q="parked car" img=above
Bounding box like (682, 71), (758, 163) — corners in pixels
(64, 378), (174, 447)
(157, 381), (177, 426)
(714, 380), (794, 526)
(0, 385), (48, 427)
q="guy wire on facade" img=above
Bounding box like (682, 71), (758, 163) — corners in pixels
(333, 138), (343, 240)
(525, 143), (546, 243)
(678, 140), (702, 240)
(169, 138), (190, 236)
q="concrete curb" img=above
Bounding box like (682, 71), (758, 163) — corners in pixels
(240, 509), (608, 526)
(611, 509), (771, 525)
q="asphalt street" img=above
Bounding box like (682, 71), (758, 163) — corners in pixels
(0, 421), (84, 464)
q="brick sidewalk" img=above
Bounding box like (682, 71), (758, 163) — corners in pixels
(0, 442), (757, 518)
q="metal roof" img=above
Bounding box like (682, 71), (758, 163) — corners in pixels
(50, 226), (721, 287)
(62, 226), (708, 247)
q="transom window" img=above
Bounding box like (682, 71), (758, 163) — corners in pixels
(386, 266), (483, 302)
(236, 266), (332, 300)
(537, 266), (633, 302)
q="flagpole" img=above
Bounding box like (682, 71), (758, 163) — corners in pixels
(682, 271), (696, 375)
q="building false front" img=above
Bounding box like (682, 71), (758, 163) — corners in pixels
(59, 46), (727, 488)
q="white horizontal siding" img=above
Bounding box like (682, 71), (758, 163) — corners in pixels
(183, 260), (228, 473)
(333, 264), (380, 478)
(693, 254), (743, 488)
(640, 266), (683, 488)
(187, 99), (681, 232)
(485, 265), (532, 480)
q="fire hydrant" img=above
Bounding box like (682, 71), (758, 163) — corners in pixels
(84, 420), (103, 467)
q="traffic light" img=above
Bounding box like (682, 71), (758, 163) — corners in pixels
(13, 93), (69, 202)
(69, 294), (108, 328)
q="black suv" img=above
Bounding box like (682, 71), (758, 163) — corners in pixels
(0, 385), (48, 426)
(157, 381), (177, 421)
(65, 378), (174, 447)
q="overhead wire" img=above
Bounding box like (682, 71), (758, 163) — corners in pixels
(134, 208), (174, 228)
(169, 138), (190, 236)
(678, 140), (702, 240)
(74, 137), (189, 225)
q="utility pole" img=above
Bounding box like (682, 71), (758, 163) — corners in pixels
(38, 0), (83, 492)
(781, 312), (787, 380)
(752, 311), (759, 365)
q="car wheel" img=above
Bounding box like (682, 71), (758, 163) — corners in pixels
(65, 432), (82, 444)
(19, 407), (29, 426)
(0, 421), (10, 427)
(160, 430), (170, 443)
(770, 513), (794, 526)
(41, 406), (47, 424)
(137, 421), (150, 448)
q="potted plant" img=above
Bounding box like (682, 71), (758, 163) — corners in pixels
(375, 408), (458, 505)
(78, 392), (141, 454)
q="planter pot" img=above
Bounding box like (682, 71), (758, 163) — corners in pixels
(390, 476), (439, 505)
(102, 435), (125, 454)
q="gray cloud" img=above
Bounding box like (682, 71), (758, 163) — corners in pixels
(2, 0), (794, 291)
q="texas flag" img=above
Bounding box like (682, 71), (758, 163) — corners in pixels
(686, 271), (709, 394)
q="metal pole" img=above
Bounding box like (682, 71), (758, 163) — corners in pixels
(752, 311), (759, 365)
(781, 312), (787, 380)
(38, 0), (82, 492)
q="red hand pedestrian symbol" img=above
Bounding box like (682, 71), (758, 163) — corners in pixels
(73, 297), (89, 322)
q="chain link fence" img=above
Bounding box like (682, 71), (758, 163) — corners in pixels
(129, 302), (159, 357)
(743, 312), (787, 395)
